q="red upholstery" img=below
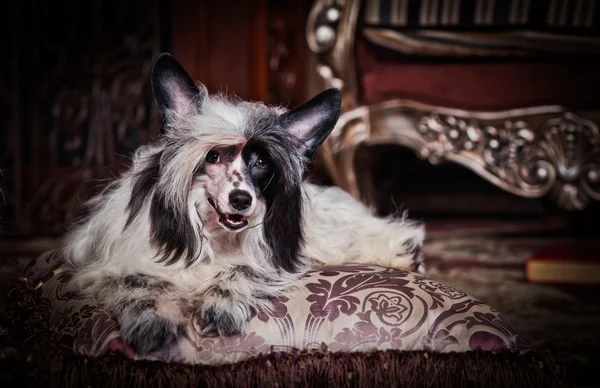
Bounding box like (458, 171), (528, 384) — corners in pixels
(355, 37), (600, 111)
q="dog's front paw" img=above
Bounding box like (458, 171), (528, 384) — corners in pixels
(93, 274), (191, 355)
(196, 290), (253, 337)
(200, 305), (248, 337)
(119, 309), (186, 355)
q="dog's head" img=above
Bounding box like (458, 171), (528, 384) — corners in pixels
(127, 53), (341, 270)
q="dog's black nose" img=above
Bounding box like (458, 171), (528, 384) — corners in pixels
(229, 190), (252, 211)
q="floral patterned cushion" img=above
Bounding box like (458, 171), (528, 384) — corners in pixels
(26, 250), (529, 366)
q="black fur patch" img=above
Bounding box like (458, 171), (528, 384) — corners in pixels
(201, 306), (243, 337)
(129, 297), (157, 313)
(150, 279), (177, 291)
(205, 285), (232, 298)
(125, 148), (201, 267)
(244, 122), (305, 274)
(123, 273), (175, 291)
(125, 152), (161, 228)
(220, 145), (239, 162)
(121, 314), (181, 355)
(149, 189), (200, 266)
(123, 273), (151, 288)
(153, 144), (202, 266)
(412, 246), (422, 261)
(231, 265), (261, 281)
(264, 186), (304, 273)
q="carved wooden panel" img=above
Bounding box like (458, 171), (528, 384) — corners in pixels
(1, 0), (162, 238)
(321, 98), (600, 211)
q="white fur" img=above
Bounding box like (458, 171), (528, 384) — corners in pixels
(302, 184), (425, 270)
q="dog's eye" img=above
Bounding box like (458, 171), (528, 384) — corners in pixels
(255, 157), (268, 169)
(206, 150), (220, 164)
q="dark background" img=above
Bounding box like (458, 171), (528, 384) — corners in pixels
(1, 0), (599, 243)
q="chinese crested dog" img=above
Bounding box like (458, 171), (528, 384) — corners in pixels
(62, 53), (425, 355)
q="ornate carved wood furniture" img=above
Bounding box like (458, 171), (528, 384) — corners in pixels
(307, 0), (600, 211)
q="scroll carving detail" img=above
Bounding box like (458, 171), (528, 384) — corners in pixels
(417, 112), (600, 210)
(306, 0), (359, 109)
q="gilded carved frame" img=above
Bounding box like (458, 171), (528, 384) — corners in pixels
(306, 0), (600, 211)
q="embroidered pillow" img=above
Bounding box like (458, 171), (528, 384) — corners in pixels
(26, 250), (529, 365)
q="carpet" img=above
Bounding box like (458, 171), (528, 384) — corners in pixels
(422, 219), (600, 387)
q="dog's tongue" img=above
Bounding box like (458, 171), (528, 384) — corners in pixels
(223, 213), (247, 226)
(227, 214), (244, 222)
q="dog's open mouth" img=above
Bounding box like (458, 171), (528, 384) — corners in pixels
(207, 198), (249, 231)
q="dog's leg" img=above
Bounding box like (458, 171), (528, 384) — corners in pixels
(302, 184), (426, 272)
(90, 273), (190, 354)
(195, 264), (295, 337)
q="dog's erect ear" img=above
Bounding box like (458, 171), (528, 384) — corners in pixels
(281, 88), (342, 157)
(151, 53), (203, 122)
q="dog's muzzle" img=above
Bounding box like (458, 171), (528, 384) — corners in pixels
(207, 196), (250, 231)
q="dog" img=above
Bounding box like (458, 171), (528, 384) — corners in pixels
(62, 53), (425, 355)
